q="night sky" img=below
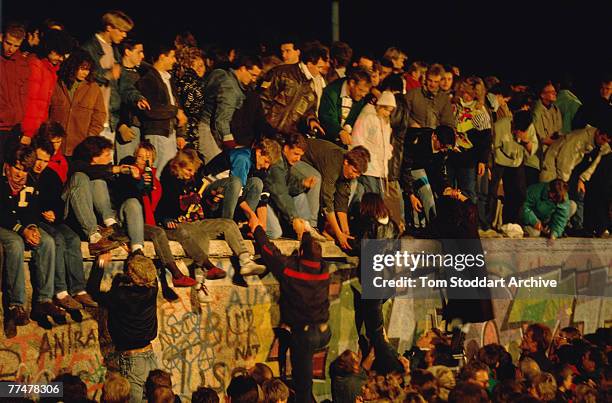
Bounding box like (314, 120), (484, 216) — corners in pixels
(3, 0), (610, 99)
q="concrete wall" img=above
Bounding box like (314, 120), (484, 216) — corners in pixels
(0, 238), (610, 401)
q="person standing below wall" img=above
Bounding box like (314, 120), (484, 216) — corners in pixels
(87, 253), (160, 403)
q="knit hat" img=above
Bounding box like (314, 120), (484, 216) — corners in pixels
(377, 91), (397, 108)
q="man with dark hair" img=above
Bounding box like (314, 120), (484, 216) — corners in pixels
(487, 111), (537, 228)
(0, 22), (30, 165)
(31, 133), (98, 313)
(82, 10), (134, 143)
(199, 54), (262, 163)
(136, 42), (187, 176)
(87, 254), (160, 403)
(249, 214), (330, 403)
(1, 142), (65, 338)
(280, 39), (300, 65)
(301, 139), (370, 249)
(459, 360), (491, 389)
(266, 133), (325, 240)
(227, 375), (260, 403)
(116, 38), (150, 161)
(259, 41), (327, 138)
(21, 29), (75, 143)
(400, 125), (457, 229)
(192, 386), (220, 403)
(319, 68), (372, 147)
(326, 41), (353, 84)
(404, 63), (454, 131)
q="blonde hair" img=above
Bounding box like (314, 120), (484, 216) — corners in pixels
(102, 10), (134, 32)
(383, 47), (407, 62)
(102, 372), (131, 403)
(169, 149), (202, 177)
(454, 76), (486, 109)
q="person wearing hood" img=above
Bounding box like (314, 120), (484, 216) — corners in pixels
(351, 91), (396, 197)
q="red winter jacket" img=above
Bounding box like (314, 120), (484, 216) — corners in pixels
(22, 55), (59, 137)
(0, 50), (30, 131)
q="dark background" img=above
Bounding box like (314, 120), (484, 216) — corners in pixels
(3, 0), (610, 99)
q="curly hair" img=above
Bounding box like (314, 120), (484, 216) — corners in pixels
(58, 49), (95, 88)
(175, 46), (205, 78)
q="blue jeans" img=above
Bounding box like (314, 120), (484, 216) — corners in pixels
(116, 126), (141, 163)
(120, 198), (145, 247)
(266, 193), (313, 239)
(118, 349), (158, 403)
(290, 161), (321, 227)
(146, 132), (177, 179)
(290, 325), (332, 403)
(197, 121), (222, 164)
(205, 176), (263, 219)
(63, 172), (116, 238)
(0, 227), (55, 305)
(38, 222), (85, 295)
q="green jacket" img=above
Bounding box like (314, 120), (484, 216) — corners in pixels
(520, 182), (570, 238)
(318, 78), (367, 146)
(555, 89), (582, 135)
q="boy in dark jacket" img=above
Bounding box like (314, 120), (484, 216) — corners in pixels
(248, 214), (330, 403)
(31, 127), (97, 314)
(136, 42), (187, 177)
(0, 141), (65, 338)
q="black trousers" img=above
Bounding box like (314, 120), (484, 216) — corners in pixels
(290, 325), (331, 403)
(487, 164), (527, 225)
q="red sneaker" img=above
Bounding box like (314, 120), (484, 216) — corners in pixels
(172, 275), (197, 287)
(206, 267), (227, 280)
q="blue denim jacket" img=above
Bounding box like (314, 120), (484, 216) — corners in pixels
(201, 68), (246, 145)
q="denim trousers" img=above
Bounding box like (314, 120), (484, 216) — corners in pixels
(0, 227), (55, 305)
(38, 222), (85, 295)
(197, 121), (222, 165)
(290, 161), (321, 227)
(118, 349), (158, 403)
(290, 325), (332, 403)
(119, 198), (145, 247)
(266, 193), (313, 239)
(63, 172), (116, 238)
(205, 176), (263, 219)
(145, 132), (177, 179)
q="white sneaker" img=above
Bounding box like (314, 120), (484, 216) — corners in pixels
(196, 282), (211, 303)
(240, 259), (266, 276)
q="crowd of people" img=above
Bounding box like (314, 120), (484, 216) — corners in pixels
(1, 8), (611, 403)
